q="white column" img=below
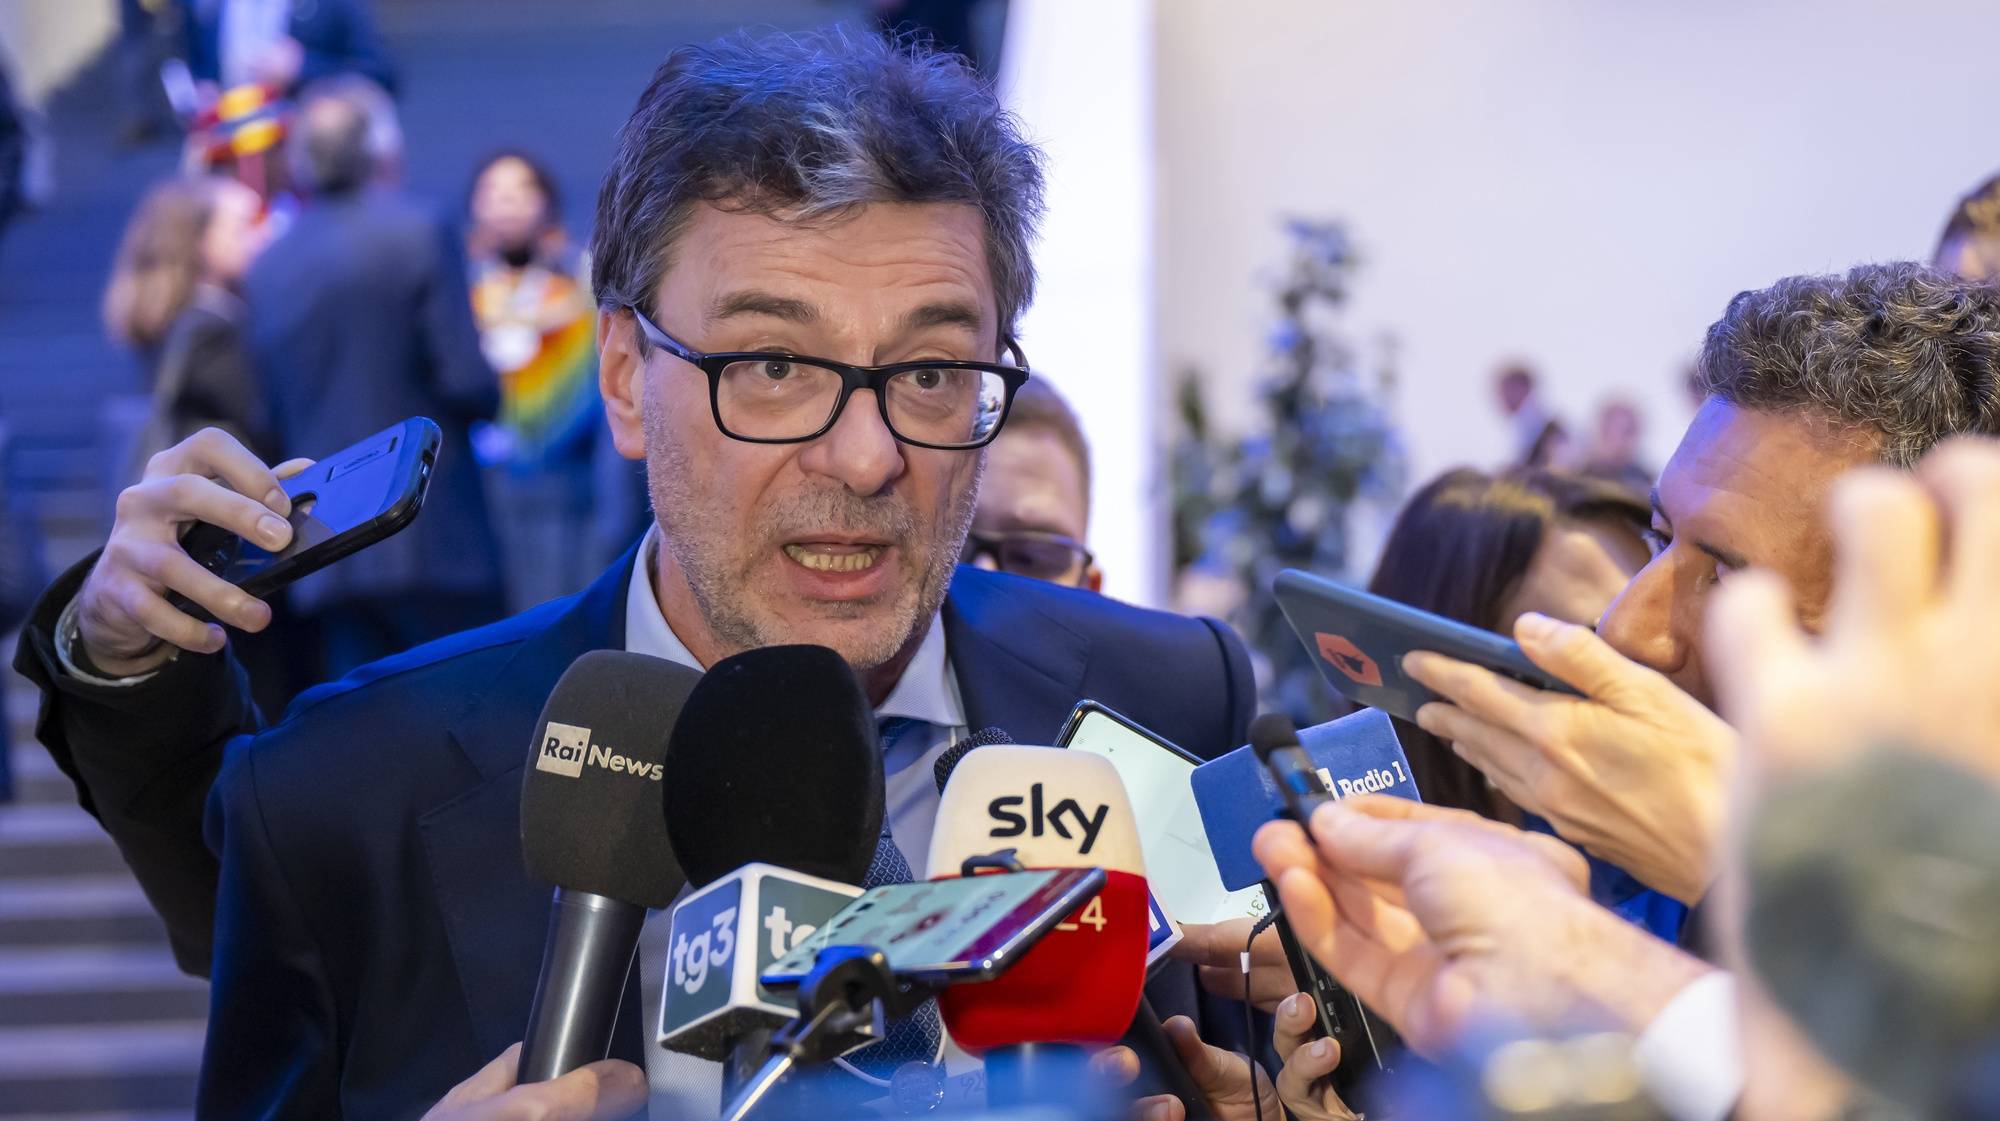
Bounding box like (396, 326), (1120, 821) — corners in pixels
(999, 0), (1162, 606)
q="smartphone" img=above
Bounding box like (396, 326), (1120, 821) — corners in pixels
(1274, 567), (1578, 723)
(1056, 702), (1270, 926)
(759, 867), (1105, 989)
(175, 418), (440, 608)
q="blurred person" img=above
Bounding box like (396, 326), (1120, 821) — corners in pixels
(964, 375), (1101, 589)
(116, 0), (178, 146)
(1708, 439), (2000, 1120)
(1404, 263), (2000, 911)
(1364, 467), (1683, 939)
(183, 0), (396, 100)
(103, 174), (275, 464)
(1493, 360), (1571, 468)
(0, 62), (24, 245)
(1933, 172), (2000, 283)
(463, 149), (609, 610)
(244, 76), (504, 677)
(1368, 468), (1649, 822)
(13, 31), (1261, 1119)
(1582, 397), (1654, 492)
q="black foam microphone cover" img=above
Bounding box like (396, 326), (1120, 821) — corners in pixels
(520, 649), (701, 908)
(662, 644), (884, 888)
(933, 726), (1016, 794)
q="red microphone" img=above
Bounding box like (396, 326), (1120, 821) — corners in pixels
(925, 746), (1149, 1104)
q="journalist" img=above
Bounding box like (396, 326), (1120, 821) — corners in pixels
(13, 30), (1259, 1120)
(1401, 263), (2000, 909)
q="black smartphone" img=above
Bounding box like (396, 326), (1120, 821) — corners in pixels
(176, 418), (440, 609)
(1274, 567), (1579, 722)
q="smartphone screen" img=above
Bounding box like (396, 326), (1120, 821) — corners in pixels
(761, 868), (1100, 986)
(1061, 708), (1269, 926)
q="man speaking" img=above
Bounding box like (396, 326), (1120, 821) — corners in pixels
(13, 29), (1256, 1119)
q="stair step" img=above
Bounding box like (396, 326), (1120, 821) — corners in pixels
(0, 877), (170, 950)
(0, 1021), (203, 1114)
(0, 804), (131, 879)
(0, 946), (205, 1027)
(7, 1113), (192, 1121)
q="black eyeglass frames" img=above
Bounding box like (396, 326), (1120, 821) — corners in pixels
(628, 306), (1030, 451)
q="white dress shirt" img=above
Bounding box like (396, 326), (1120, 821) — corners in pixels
(1632, 970), (1744, 1121)
(625, 529), (980, 1118)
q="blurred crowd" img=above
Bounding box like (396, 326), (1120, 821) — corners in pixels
(7, 8), (2000, 1121)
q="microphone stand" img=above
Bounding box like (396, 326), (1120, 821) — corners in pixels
(720, 946), (938, 1121)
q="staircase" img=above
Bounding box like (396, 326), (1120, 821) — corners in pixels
(0, 664), (205, 1121)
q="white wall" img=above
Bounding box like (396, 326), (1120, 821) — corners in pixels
(0, 0), (116, 104)
(1002, 0), (1162, 604)
(1157, 0), (2000, 490)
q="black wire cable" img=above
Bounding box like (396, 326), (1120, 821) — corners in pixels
(1245, 911), (1280, 1121)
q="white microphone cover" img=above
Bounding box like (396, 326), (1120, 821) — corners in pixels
(925, 745), (1145, 879)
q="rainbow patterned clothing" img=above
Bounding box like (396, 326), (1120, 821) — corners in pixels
(470, 244), (600, 471)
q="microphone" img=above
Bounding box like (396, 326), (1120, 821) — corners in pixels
(517, 650), (702, 1082)
(654, 646), (884, 1080)
(1223, 712), (1404, 1102)
(934, 728), (1185, 970)
(1191, 707), (1415, 892)
(925, 745), (1150, 1107)
(934, 726), (1017, 794)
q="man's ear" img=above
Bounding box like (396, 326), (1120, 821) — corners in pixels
(598, 308), (646, 460)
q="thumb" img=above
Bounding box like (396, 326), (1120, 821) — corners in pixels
(1161, 1015), (1231, 1094)
(1513, 612), (1645, 699)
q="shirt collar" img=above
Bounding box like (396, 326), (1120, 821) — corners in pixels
(623, 526), (963, 729)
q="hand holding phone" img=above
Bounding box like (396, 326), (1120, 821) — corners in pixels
(75, 428), (306, 674)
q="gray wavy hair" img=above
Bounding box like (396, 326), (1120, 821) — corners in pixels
(1694, 262), (2000, 465)
(591, 29), (1045, 343)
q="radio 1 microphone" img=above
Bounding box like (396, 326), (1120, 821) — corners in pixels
(1191, 707), (1415, 892)
(1229, 712), (1404, 1103)
(517, 650), (702, 1083)
(926, 745), (1150, 1106)
(655, 646), (884, 1074)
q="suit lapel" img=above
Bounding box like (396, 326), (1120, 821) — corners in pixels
(421, 542), (640, 1061)
(942, 567), (1093, 745)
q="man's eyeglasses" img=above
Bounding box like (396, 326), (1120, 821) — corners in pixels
(960, 529), (1094, 585)
(628, 307), (1030, 451)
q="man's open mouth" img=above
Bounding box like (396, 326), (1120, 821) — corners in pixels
(782, 542), (888, 573)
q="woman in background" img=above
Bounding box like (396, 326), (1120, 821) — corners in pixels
(102, 173), (314, 714)
(1935, 172), (2000, 283)
(1366, 467), (1685, 937)
(103, 174), (274, 463)
(463, 149), (632, 611)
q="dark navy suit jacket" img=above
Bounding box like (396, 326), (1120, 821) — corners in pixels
(242, 189), (502, 614)
(17, 548), (1256, 1118)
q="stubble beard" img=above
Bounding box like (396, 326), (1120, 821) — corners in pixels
(642, 398), (982, 674)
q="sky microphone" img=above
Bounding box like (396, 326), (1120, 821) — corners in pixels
(516, 650), (702, 1083)
(925, 744), (1151, 1106)
(934, 727), (1184, 970)
(654, 646), (885, 1082)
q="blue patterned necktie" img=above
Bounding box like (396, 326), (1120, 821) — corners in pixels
(838, 716), (947, 1083)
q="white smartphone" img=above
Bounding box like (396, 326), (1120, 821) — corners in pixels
(1056, 702), (1269, 926)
